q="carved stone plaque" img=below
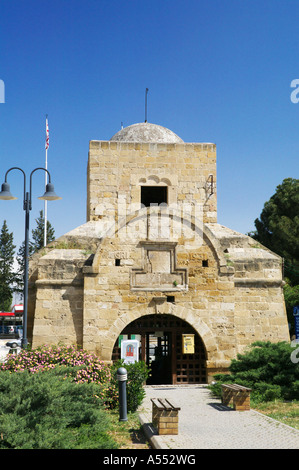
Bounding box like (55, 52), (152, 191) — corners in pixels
(131, 242), (187, 291)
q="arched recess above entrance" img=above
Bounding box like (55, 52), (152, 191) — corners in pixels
(106, 303), (218, 365)
(92, 207), (227, 271)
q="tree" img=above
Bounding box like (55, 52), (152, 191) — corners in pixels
(0, 220), (16, 311)
(31, 210), (55, 253)
(249, 178), (299, 284)
(15, 241), (34, 297)
(249, 178), (299, 336)
(15, 210), (55, 294)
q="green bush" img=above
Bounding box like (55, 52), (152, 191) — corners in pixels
(0, 344), (118, 407)
(209, 341), (299, 403)
(0, 344), (150, 411)
(108, 360), (150, 412)
(253, 382), (282, 402)
(0, 367), (118, 449)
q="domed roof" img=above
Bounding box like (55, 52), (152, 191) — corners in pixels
(110, 122), (183, 143)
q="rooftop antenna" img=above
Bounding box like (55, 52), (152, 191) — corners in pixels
(145, 88), (149, 122)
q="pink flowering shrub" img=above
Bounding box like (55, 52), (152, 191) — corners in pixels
(1, 344), (118, 407)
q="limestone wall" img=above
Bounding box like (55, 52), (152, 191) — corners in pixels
(80, 216), (289, 379)
(87, 141), (217, 224)
(30, 249), (90, 348)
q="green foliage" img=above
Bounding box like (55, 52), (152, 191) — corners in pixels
(209, 341), (299, 403)
(0, 220), (16, 311)
(253, 383), (282, 402)
(284, 281), (299, 307)
(31, 209), (55, 252)
(0, 368), (118, 449)
(15, 211), (55, 293)
(248, 178), (299, 331)
(250, 178), (299, 284)
(109, 360), (150, 412)
(15, 241), (34, 294)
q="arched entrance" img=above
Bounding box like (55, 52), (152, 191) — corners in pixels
(112, 314), (207, 384)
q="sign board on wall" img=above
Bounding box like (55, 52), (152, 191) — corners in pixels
(182, 334), (195, 354)
(121, 340), (139, 364)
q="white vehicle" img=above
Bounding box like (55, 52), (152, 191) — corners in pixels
(5, 339), (21, 348)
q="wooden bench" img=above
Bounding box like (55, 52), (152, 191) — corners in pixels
(221, 384), (251, 411)
(151, 398), (180, 435)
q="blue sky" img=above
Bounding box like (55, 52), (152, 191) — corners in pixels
(0, 0), (298, 250)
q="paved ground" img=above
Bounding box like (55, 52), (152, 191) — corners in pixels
(138, 385), (299, 449)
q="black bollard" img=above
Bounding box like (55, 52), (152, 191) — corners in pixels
(117, 367), (128, 422)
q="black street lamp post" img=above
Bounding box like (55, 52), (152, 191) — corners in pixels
(0, 167), (61, 348)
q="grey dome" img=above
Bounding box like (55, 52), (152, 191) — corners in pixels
(110, 122), (183, 143)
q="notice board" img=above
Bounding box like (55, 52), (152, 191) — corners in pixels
(182, 334), (195, 354)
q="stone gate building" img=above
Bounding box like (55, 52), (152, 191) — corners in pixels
(28, 122), (290, 383)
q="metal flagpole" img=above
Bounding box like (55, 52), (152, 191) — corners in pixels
(44, 115), (49, 247)
(145, 88), (149, 123)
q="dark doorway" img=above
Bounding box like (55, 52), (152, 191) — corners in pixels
(141, 186), (168, 207)
(146, 332), (172, 384)
(112, 314), (207, 384)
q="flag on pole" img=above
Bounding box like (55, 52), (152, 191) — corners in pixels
(45, 118), (49, 150)
(44, 116), (49, 247)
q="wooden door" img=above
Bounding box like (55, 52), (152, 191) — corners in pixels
(174, 331), (207, 384)
(112, 314), (207, 384)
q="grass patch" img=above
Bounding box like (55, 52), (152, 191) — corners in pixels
(106, 410), (151, 449)
(252, 401), (299, 430)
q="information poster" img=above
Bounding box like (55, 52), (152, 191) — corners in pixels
(121, 339), (139, 364)
(182, 334), (195, 354)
